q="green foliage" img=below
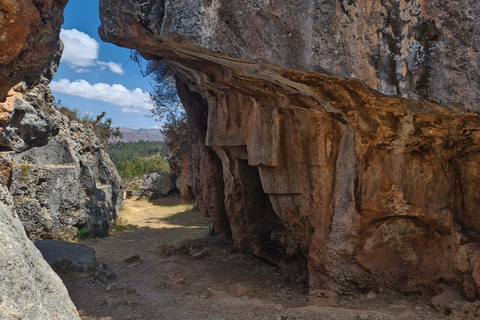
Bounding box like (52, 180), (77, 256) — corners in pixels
(54, 100), (122, 146)
(107, 141), (170, 179)
(77, 227), (90, 239)
(108, 140), (168, 162)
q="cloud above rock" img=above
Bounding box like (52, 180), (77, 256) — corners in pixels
(50, 79), (153, 112)
(60, 29), (124, 74)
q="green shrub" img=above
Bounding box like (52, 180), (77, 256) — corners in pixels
(77, 227), (90, 239)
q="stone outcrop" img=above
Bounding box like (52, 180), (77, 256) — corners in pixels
(0, 82), (124, 240)
(99, 0), (480, 299)
(0, 203), (80, 319)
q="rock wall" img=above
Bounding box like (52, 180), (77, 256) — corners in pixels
(99, 0), (480, 298)
(0, 82), (124, 240)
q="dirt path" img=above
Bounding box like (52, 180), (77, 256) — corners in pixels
(60, 197), (453, 320)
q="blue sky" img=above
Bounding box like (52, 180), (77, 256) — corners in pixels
(51, 0), (160, 129)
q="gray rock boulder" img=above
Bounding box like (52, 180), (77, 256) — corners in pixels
(0, 204), (80, 319)
(141, 171), (177, 199)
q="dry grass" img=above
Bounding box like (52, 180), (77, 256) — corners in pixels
(80, 197), (211, 261)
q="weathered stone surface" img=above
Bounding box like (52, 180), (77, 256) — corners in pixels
(100, 0), (480, 298)
(0, 0), (67, 102)
(0, 84), (124, 240)
(141, 171), (177, 199)
(0, 204), (80, 319)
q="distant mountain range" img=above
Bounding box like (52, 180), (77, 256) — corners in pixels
(111, 127), (165, 143)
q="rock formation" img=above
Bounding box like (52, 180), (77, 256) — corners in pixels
(141, 171), (177, 199)
(0, 203), (80, 319)
(0, 3), (124, 239)
(99, 0), (480, 299)
(0, 81), (124, 240)
(0, 0), (67, 102)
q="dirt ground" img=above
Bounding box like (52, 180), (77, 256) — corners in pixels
(58, 197), (476, 320)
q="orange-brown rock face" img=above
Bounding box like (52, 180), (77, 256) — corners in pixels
(0, 0), (67, 101)
(100, 0), (480, 298)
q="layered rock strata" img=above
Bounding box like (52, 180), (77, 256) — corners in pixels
(99, 0), (480, 298)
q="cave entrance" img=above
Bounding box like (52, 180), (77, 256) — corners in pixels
(237, 159), (287, 258)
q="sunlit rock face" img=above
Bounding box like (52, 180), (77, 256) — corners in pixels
(100, 0), (480, 297)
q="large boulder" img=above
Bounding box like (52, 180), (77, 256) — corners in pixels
(99, 0), (480, 298)
(141, 171), (177, 199)
(0, 203), (80, 319)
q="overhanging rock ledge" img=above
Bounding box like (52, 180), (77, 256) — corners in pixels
(99, 0), (480, 298)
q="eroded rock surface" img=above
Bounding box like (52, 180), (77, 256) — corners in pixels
(100, 0), (480, 298)
(0, 83), (124, 240)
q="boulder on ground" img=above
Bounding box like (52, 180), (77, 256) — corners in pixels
(34, 239), (117, 284)
(140, 171), (177, 199)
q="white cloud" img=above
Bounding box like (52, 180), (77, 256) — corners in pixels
(60, 29), (99, 67)
(121, 107), (144, 114)
(75, 68), (91, 74)
(97, 61), (124, 75)
(50, 79), (153, 111)
(60, 28), (124, 75)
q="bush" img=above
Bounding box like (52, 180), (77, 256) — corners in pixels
(77, 227), (90, 239)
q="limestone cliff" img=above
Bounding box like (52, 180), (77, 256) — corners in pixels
(100, 0), (480, 298)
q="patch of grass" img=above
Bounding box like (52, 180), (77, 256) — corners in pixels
(131, 184), (140, 191)
(20, 165), (29, 182)
(77, 227), (90, 239)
